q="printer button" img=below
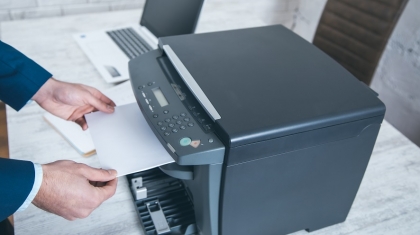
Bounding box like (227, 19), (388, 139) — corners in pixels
(176, 121), (182, 125)
(157, 121), (163, 126)
(188, 122), (194, 127)
(204, 124), (213, 131)
(180, 113), (186, 117)
(190, 140), (200, 148)
(172, 115), (179, 120)
(180, 137), (192, 146)
(184, 117), (190, 122)
(153, 114), (158, 118)
(165, 118), (171, 123)
(169, 123), (175, 128)
(160, 126), (167, 131)
(164, 132), (170, 136)
(180, 125), (186, 130)
(172, 128), (178, 133)
(163, 110), (169, 114)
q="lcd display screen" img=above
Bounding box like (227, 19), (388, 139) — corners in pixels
(152, 87), (169, 107)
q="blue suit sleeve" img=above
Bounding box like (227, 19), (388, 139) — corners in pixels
(0, 158), (35, 221)
(0, 41), (51, 220)
(0, 40), (52, 111)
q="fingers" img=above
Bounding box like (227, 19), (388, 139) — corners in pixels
(97, 92), (116, 108)
(75, 117), (88, 130)
(86, 86), (116, 105)
(84, 86), (116, 108)
(96, 178), (118, 201)
(90, 181), (107, 187)
(86, 93), (115, 114)
(80, 165), (118, 182)
(33, 161), (118, 221)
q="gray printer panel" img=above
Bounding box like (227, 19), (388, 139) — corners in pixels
(219, 121), (381, 235)
(129, 49), (225, 166)
(159, 25), (385, 149)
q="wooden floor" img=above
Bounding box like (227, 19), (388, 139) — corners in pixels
(0, 102), (14, 228)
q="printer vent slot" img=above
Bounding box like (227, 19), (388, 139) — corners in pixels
(127, 168), (197, 235)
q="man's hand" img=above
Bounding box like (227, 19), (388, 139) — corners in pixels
(32, 78), (116, 130)
(32, 160), (118, 220)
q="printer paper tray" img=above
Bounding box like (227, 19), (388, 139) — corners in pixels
(127, 168), (198, 235)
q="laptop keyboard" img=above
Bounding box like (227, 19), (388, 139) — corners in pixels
(106, 28), (153, 59)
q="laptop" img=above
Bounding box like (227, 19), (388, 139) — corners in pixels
(74, 0), (205, 83)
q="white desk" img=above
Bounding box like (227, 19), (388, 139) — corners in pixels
(2, 8), (420, 235)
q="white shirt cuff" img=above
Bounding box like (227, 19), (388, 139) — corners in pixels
(16, 163), (43, 212)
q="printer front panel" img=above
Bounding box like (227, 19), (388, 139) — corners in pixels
(129, 49), (226, 235)
(129, 50), (225, 166)
(219, 122), (382, 235)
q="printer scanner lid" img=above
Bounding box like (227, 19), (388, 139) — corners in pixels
(159, 25), (385, 148)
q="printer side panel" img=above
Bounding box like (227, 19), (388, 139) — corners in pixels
(219, 123), (381, 235)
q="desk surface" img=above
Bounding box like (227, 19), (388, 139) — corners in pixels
(2, 7), (420, 235)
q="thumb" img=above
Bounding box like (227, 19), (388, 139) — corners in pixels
(96, 178), (118, 201)
(82, 166), (118, 182)
(86, 93), (115, 114)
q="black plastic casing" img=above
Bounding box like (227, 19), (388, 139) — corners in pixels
(130, 25), (385, 235)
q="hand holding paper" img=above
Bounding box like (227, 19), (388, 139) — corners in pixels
(34, 78), (116, 130)
(43, 81), (137, 156)
(85, 103), (174, 177)
(33, 160), (118, 221)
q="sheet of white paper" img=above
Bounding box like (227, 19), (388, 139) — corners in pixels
(101, 81), (136, 106)
(43, 81), (136, 155)
(85, 103), (174, 176)
(44, 113), (95, 155)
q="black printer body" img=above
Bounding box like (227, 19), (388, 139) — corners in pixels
(128, 25), (385, 235)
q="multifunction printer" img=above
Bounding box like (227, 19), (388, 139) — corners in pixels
(127, 25), (385, 235)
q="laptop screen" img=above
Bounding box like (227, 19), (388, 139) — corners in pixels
(140, 0), (204, 38)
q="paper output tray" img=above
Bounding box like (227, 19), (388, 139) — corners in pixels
(127, 168), (198, 235)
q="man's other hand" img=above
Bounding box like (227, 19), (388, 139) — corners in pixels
(32, 78), (116, 130)
(32, 160), (118, 220)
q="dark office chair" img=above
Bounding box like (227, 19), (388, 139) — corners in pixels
(313, 0), (408, 85)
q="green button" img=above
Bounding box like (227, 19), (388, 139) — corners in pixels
(180, 137), (192, 146)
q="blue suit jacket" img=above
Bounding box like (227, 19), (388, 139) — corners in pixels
(0, 40), (51, 221)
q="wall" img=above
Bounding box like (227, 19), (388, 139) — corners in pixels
(291, 0), (327, 42)
(370, 0), (420, 147)
(0, 0), (145, 21)
(291, 0), (420, 147)
(0, 0), (296, 22)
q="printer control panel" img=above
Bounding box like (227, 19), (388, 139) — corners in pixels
(130, 50), (224, 166)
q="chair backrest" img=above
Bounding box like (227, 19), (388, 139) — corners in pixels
(313, 0), (408, 85)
